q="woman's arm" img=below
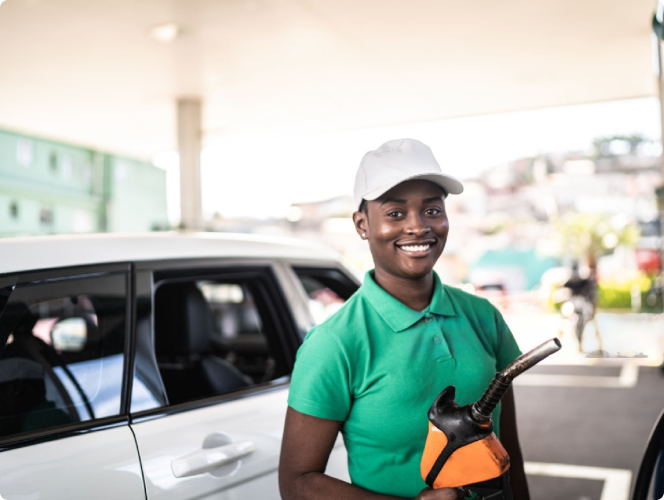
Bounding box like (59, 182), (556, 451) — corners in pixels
(279, 407), (465, 500)
(499, 387), (531, 500)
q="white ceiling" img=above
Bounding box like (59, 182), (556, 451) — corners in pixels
(0, 0), (657, 159)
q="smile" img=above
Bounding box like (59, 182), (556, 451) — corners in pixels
(398, 244), (432, 252)
(395, 239), (437, 256)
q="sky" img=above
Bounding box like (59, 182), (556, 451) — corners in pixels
(153, 97), (662, 224)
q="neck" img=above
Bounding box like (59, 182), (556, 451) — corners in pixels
(373, 268), (434, 312)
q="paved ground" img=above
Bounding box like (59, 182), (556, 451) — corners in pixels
(502, 309), (664, 500)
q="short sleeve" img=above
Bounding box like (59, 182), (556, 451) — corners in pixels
(288, 325), (352, 421)
(493, 309), (522, 372)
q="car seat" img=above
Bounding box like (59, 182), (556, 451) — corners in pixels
(154, 282), (252, 405)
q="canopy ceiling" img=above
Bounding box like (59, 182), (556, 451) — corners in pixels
(0, 0), (657, 158)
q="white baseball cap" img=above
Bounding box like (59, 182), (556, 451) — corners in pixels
(353, 138), (464, 210)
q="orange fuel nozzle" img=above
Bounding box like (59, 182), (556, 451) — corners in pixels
(421, 338), (561, 498)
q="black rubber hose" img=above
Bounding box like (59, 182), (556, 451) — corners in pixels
(471, 338), (562, 424)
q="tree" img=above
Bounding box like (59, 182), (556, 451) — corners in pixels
(553, 212), (640, 272)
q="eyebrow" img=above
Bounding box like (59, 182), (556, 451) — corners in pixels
(379, 198), (407, 206)
(379, 196), (443, 207)
(422, 196), (444, 203)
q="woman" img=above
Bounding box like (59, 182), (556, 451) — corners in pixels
(280, 139), (530, 500)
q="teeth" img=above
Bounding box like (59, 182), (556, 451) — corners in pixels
(400, 244), (431, 252)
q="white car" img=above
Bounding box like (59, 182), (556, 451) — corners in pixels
(0, 233), (357, 499)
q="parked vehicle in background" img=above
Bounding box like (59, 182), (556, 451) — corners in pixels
(0, 233), (358, 499)
(631, 408), (664, 500)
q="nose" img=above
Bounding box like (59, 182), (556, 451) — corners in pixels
(404, 212), (431, 236)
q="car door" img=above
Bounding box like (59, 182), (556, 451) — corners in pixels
(0, 266), (145, 500)
(129, 261), (300, 500)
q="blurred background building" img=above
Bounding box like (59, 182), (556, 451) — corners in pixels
(0, 128), (168, 237)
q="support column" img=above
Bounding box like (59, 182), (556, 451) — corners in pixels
(177, 97), (203, 230)
(653, 3), (664, 308)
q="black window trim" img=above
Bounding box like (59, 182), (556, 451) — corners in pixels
(0, 415), (129, 452)
(291, 264), (360, 301)
(0, 276), (20, 352)
(0, 263), (133, 449)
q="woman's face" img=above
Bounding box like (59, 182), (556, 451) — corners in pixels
(353, 180), (449, 281)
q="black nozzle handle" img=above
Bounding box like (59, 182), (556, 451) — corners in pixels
(471, 338), (562, 424)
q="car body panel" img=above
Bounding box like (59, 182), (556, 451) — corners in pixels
(131, 387), (289, 500)
(0, 426), (145, 500)
(0, 233), (339, 274)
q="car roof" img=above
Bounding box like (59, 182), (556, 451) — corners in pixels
(0, 232), (341, 274)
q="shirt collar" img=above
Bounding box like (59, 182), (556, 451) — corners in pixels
(360, 270), (457, 332)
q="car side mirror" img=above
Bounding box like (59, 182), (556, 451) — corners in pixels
(51, 317), (88, 352)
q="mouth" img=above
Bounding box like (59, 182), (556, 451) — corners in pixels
(396, 240), (436, 256)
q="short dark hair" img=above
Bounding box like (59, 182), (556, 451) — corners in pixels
(359, 199), (367, 214)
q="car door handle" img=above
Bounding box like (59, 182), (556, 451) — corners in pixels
(171, 440), (256, 478)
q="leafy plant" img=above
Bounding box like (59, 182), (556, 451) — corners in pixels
(552, 212), (640, 271)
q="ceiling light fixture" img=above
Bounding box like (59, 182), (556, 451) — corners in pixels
(148, 23), (180, 43)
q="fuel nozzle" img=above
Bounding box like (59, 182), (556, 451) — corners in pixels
(421, 338), (563, 495)
(471, 338), (562, 424)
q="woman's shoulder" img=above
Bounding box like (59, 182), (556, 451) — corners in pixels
(305, 290), (370, 346)
(441, 283), (500, 320)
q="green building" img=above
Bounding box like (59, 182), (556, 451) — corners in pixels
(0, 128), (168, 237)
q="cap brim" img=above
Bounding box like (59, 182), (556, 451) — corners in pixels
(362, 172), (464, 202)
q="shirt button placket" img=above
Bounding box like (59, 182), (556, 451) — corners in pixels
(425, 315), (452, 362)
(425, 315), (438, 346)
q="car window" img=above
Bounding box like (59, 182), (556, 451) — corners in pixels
(199, 282), (271, 381)
(293, 267), (358, 325)
(297, 275), (346, 324)
(152, 273), (290, 406)
(0, 274), (127, 440)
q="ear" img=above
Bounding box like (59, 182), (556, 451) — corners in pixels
(352, 210), (368, 240)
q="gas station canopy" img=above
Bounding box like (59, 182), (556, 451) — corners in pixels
(0, 0), (657, 159)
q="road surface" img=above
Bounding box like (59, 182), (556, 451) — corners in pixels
(504, 309), (664, 500)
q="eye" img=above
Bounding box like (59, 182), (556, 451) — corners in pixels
(387, 210), (403, 218)
(425, 208), (441, 216)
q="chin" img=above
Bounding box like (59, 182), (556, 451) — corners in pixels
(399, 263), (435, 280)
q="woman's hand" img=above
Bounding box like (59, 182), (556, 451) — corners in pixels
(280, 407), (470, 500)
(414, 486), (469, 500)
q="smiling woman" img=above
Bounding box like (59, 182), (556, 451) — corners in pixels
(279, 139), (530, 500)
(353, 180), (449, 310)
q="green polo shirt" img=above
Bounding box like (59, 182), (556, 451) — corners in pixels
(288, 270), (522, 498)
